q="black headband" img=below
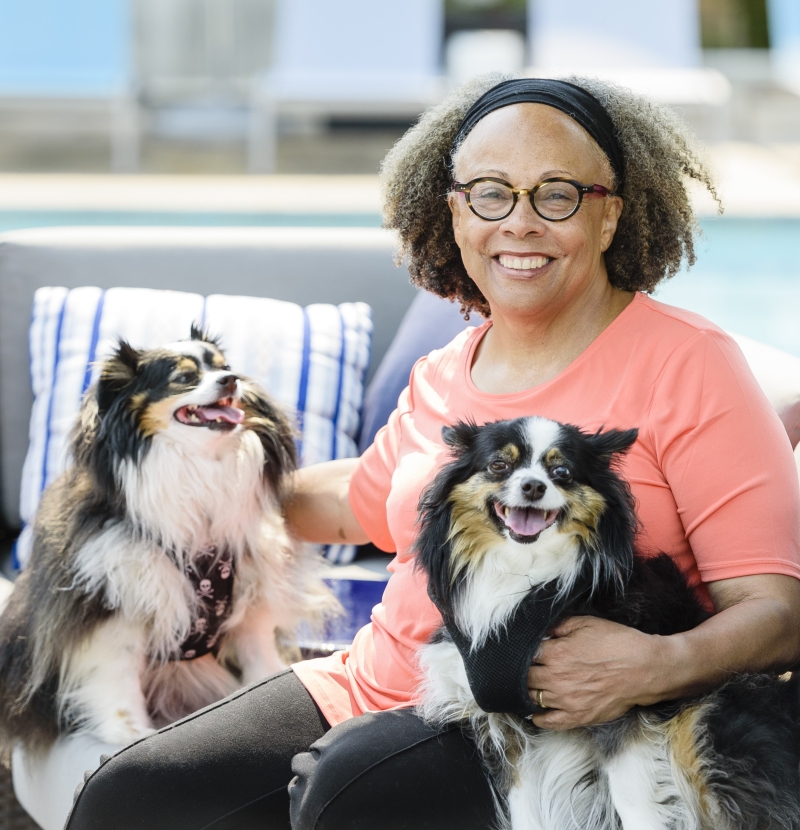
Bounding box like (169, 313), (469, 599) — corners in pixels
(451, 78), (625, 189)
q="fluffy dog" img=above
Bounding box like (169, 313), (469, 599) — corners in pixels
(415, 416), (800, 830)
(0, 327), (337, 755)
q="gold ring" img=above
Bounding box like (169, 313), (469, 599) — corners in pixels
(536, 688), (547, 709)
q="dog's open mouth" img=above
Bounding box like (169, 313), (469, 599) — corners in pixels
(174, 397), (245, 430)
(493, 501), (559, 543)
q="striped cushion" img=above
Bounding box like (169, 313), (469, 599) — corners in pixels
(17, 286), (372, 567)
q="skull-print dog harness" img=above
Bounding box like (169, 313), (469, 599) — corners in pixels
(179, 545), (234, 660)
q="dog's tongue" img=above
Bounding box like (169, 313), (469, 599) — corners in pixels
(197, 404), (245, 425)
(502, 506), (552, 537)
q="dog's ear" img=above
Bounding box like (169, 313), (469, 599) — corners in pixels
(190, 323), (221, 348)
(442, 420), (481, 452)
(586, 427), (639, 463)
(114, 340), (141, 372)
(96, 340), (141, 413)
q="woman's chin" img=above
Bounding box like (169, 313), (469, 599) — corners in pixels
(476, 264), (561, 314)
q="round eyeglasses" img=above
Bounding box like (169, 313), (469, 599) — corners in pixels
(451, 177), (613, 222)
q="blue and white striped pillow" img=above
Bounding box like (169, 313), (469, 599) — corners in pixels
(17, 286), (372, 567)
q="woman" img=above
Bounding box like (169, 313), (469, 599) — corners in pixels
(68, 76), (800, 830)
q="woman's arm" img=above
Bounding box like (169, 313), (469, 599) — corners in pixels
(527, 573), (800, 730)
(284, 458), (370, 546)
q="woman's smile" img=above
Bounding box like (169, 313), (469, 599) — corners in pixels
(495, 253), (554, 275)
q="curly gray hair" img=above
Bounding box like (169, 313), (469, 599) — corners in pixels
(380, 74), (720, 317)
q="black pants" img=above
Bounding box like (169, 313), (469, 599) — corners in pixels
(66, 670), (497, 830)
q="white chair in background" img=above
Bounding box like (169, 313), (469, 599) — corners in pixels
(248, 0), (445, 173)
(446, 29), (527, 88)
(768, 0), (800, 95)
(0, 0), (139, 172)
(527, 0), (731, 115)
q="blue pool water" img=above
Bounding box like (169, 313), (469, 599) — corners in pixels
(1, 211), (798, 356)
(0, 210), (382, 231)
(654, 218), (800, 358)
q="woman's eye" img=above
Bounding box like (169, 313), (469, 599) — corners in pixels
(473, 186), (511, 203)
(489, 459), (509, 474)
(550, 465), (572, 482)
(542, 189), (571, 202)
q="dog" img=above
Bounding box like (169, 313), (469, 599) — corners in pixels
(0, 327), (338, 755)
(415, 416), (800, 830)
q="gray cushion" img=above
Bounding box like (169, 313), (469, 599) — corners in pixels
(0, 226), (417, 529)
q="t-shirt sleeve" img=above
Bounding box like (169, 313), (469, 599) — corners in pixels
(349, 364), (420, 553)
(648, 329), (800, 584)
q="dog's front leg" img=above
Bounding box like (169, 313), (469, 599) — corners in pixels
(231, 602), (287, 684)
(61, 616), (155, 746)
(416, 638), (481, 724)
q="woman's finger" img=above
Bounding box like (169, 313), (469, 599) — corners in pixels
(531, 687), (555, 711)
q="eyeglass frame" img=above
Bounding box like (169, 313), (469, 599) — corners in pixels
(450, 176), (615, 222)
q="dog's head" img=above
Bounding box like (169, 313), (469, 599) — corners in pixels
(416, 416), (639, 611)
(72, 325), (296, 501)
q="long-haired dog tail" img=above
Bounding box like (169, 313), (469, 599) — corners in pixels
(0, 572), (59, 761)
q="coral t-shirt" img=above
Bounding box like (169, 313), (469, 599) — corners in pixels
(292, 293), (800, 726)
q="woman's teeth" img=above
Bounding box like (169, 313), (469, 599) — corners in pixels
(498, 255), (550, 271)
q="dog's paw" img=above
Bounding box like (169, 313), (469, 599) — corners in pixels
(93, 709), (156, 746)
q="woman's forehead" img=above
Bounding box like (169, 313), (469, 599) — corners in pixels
(453, 102), (611, 184)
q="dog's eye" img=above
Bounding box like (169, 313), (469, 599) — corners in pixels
(489, 459), (509, 474)
(550, 465), (572, 482)
(175, 372), (196, 384)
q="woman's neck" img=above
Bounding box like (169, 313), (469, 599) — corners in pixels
(470, 283), (634, 395)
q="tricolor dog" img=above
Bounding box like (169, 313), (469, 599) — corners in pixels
(0, 328), (337, 754)
(415, 416), (800, 830)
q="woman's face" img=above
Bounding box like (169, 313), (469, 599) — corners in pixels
(450, 103), (623, 321)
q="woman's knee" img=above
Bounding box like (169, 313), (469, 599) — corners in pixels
(67, 670), (325, 830)
(66, 741), (164, 830)
(289, 709), (496, 830)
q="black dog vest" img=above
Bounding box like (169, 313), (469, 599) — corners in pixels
(179, 545), (235, 660)
(440, 583), (563, 718)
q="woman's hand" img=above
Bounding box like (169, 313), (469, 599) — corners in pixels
(527, 616), (665, 730)
(527, 574), (800, 731)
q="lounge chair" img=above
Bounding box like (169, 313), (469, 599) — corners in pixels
(247, 0), (445, 173)
(0, 0), (139, 171)
(527, 0), (732, 133)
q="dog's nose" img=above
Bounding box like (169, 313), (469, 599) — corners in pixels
(520, 478), (547, 500)
(217, 374), (239, 394)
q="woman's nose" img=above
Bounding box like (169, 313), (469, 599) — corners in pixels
(499, 194), (546, 236)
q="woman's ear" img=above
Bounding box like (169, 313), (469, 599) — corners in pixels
(449, 191), (463, 247)
(600, 195), (624, 253)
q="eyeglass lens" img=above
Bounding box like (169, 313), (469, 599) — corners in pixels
(468, 180), (581, 220)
